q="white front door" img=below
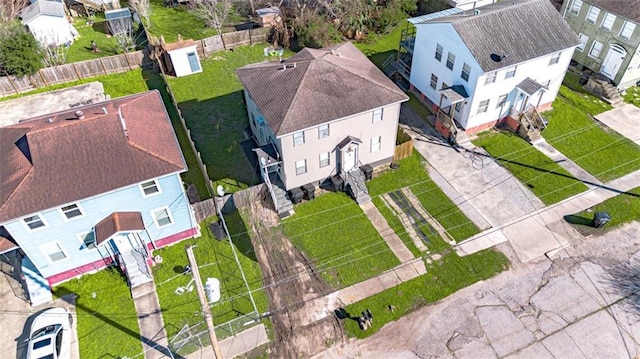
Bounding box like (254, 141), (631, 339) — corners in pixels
(112, 233), (134, 253)
(343, 145), (357, 172)
(601, 44), (627, 80)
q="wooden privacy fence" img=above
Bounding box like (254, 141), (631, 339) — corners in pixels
(198, 27), (271, 56)
(394, 140), (414, 161)
(0, 50), (154, 97)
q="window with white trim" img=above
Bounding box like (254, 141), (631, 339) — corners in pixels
(372, 108), (383, 123)
(505, 67), (517, 79)
(319, 152), (330, 168)
(620, 21), (636, 40)
(586, 6), (599, 24)
(61, 203), (83, 219)
(589, 40), (603, 58)
(600, 12), (616, 31)
(318, 124), (329, 138)
(293, 131), (305, 146)
(430, 73), (438, 89)
(152, 207), (173, 228)
(370, 136), (381, 152)
(577, 33), (589, 51)
(41, 242), (68, 263)
(435, 43), (443, 61)
(485, 72), (497, 85)
(24, 214), (45, 230)
(549, 52), (561, 65)
(477, 100), (490, 114)
(496, 94), (508, 108)
(295, 159), (307, 175)
(461, 63), (471, 81)
(78, 231), (97, 250)
(141, 180), (160, 196)
(446, 52), (455, 70)
(569, 0), (582, 15)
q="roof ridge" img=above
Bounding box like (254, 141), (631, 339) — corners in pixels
(126, 140), (185, 171)
(0, 168), (33, 215)
(277, 62), (313, 135)
(446, 0), (534, 23)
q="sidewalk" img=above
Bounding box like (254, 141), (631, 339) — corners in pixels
(131, 281), (171, 359)
(186, 324), (269, 359)
(360, 201), (415, 262)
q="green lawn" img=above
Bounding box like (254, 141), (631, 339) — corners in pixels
(67, 16), (122, 63)
(52, 269), (142, 358)
(372, 197), (423, 257)
(566, 186), (640, 235)
(543, 86), (640, 182)
(474, 131), (589, 205)
(355, 24), (404, 68)
(144, 0), (219, 43)
(367, 152), (481, 242)
(153, 214), (268, 352)
(282, 192), (400, 288)
(624, 86), (640, 107)
(343, 248), (509, 338)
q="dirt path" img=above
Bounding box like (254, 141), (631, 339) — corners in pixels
(245, 200), (346, 358)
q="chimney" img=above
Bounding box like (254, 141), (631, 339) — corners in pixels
(118, 107), (129, 140)
(75, 110), (85, 120)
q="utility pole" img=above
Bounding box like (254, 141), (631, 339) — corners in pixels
(185, 246), (224, 359)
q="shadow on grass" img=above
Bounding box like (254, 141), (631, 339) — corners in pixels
(360, 49), (396, 68)
(563, 214), (593, 226)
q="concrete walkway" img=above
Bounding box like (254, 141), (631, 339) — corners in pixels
(131, 281), (172, 359)
(360, 201), (415, 262)
(533, 139), (603, 187)
(186, 324), (269, 359)
(594, 104), (640, 146)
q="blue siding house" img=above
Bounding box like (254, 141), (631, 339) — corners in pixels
(0, 90), (199, 305)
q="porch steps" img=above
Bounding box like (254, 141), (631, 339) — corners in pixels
(585, 75), (624, 107)
(273, 184), (293, 218)
(121, 249), (152, 288)
(346, 169), (371, 204)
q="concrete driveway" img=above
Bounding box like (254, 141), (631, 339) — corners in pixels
(595, 104), (640, 145)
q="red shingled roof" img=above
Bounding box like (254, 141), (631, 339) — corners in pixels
(0, 90), (186, 222)
(95, 212), (145, 245)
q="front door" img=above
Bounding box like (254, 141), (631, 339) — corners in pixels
(601, 44), (627, 80)
(343, 144), (357, 172)
(112, 233), (134, 253)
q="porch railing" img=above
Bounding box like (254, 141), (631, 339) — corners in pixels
(262, 168), (279, 213)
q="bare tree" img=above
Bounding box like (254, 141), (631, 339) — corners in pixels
(0, 0), (29, 23)
(188, 0), (232, 35)
(129, 0), (151, 28)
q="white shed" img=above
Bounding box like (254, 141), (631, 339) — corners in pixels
(162, 40), (202, 77)
(21, 0), (77, 47)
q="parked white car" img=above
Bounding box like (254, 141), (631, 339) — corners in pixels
(26, 307), (72, 359)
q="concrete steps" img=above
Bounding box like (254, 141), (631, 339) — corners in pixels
(121, 250), (152, 288)
(272, 184), (293, 218)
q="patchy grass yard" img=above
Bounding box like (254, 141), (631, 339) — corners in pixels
(144, 0), (218, 43)
(282, 192), (400, 288)
(543, 86), (640, 182)
(474, 131), (589, 205)
(372, 197), (423, 257)
(52, 269), (142, 358)
(367, 152), (480, 242)
(342, 247), (509, 338)
(153, 213), (268, 349)
(407, 93), (433, 120)
(624, 86), (640, 107)
(566, 186), (640, 236)
(355, 25), (404, 68)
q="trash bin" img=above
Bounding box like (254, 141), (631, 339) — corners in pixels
(289, 187), (304, 204)
(330, 175), (344, 192)
(360, 164), (373, 181)
(301, 183), (315, 200)
(592, 211), (611, 228)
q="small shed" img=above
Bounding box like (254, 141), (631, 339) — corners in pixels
(255, 6), (280, 27)
(161, 39), (202, 77)
(21, 0), (78, 46)
(104, 7), (132, 35)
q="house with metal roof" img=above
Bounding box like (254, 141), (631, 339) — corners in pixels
(21, 0), (78, 47)
(0, 90), (198, 305)
(560, 0), (640, 90)
(394, 0), (579, 140)
(236, 42), (408, 217)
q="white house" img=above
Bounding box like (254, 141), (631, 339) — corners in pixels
(162, 39), (203, 77)
(399, 0), (579, 138)
(21, 0), (78, 47)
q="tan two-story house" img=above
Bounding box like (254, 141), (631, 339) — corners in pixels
(237, 42), (408, 217)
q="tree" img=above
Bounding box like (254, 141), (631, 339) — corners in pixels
(129, 0), (151, 28)
(188, 0), (231, 35)
(0, 21), (43, 76)
(0, 0), (29, 23)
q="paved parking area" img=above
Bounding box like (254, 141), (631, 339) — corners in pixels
(595, 104), (640, 145)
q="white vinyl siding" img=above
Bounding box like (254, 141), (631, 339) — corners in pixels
(370, 136), (381, 152)
(569, 0), (582, 16)
(577, 33), (589, 51)
(477, 100), (490, 114)
(318, 124), (329, 138)
(152, 207), (173, 228)
(586, 6), (600, 24)
(24, 214), (45, 230)
(600, 13), (615, 31)
(293, 131), (305, 146)
(295, 159), (307, 175)
(40, 242), (68, 263)
(589, 40), (603, 58)
(620, 21), (636, 40)
(140, 180), (160, 196)
(372, 108), (383, 123)
(319, 152), (330, 168)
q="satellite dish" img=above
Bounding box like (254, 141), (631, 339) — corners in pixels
(260, 157), (267, 166)
(216, 185), (225, 197)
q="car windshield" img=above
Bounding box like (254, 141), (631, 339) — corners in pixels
(32, 337), (51, 350)
(31, 325), (60, 340)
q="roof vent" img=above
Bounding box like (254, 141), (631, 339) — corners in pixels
(102, 107), (108, 114)
(278, 63), (296, 71)
(46, 118), (54, 123)
(75, 110), (85, 120)
(490, 53), (509, 62)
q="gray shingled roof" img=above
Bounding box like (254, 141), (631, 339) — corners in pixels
(586, 0), (640, 24)
(21, 0), (65, 24)
(517, 77), (545, 96)
(236, 42), (409, 136)
(422, 0), (580, 72)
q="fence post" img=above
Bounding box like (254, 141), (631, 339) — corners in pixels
(99, 58), (108, 74)
(6, 76), (19, 95)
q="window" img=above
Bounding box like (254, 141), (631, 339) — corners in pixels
(295, 159), (307, 175)
(78, 231), (97, 250)
(461, 63), (471, 81)
(435, 44), (443, 61)
(569, 0), (582, 15)
(589, 40), (603, 58)
(371, 136), (381, 152)
(24, 215), (45, 230)
(505, 66), (517, 79)
(601, 13), (616, 31)
(61, 204), (83, 219)
(41, 242), (68, 263)
(496, 94), (508, 108)
(187, 52), (200, 72)
(250, 113), (256, 127)
(293, 131), (305, 146)
(152, 207), (173, 228)
(549, 52), (561, 65)
(455, 102), (462, 112)
(446, 52), (455, 70)
(477, 99), (490, 114)
(372, 108), (383, 123)
(620, 21), (636, 40)
(319, 152), (330, 168)
(318, 124), (329, 138)
(577, 33), (589, 51)
(586, 6), (600, 24)
(141, 180), (160, 196)
(485, 72), (497, 85)
(430, 74), (438, 89)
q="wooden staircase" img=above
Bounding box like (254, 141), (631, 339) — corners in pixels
(344, 169), (371, 204)
(516, 107), (546, 144)
(584, 74), (624, 107)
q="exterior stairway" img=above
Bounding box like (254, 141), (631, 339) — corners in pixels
(272, 184), (294, 218)
(345, 169), (371, 204)
(120, 249), (152, 288)
(585, 74), (624, 107)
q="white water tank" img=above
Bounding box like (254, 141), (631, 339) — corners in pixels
(205, 277), (221, 303)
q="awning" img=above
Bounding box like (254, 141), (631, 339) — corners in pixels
(95, 212), (145, 245)
(516, 77), (546, 96)
(0, 235), (18, 255)
(439, 85), (469, 104)
(337, 136), (362, 150)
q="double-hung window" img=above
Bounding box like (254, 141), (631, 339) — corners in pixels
(461, 63), (471, 81)
(318, 124), (329, 138)
(371, 136), (381, 152)
(589, 40), (603, 58)
(41, 242), (68, 263)
(141, 180), (160, 196)
(496, 94), (508, 108)
(505, 67), (517, 79)
(485, 72), (497, 85)
(78, 231), (97, 250)
(152, 207), (173, 228)
(620, 21), (636, 40)
(295, 159), (307, 175)
(600, 13), (616, 31)
(293, 131), (305, 146)
(435, 44), (443, 61)
(61, 204), (83, 219)
(24, 214), (45, 230)
(446, 52), (455, 70)
(549, 52), (561, 65)
(319, 153), (330, 168)
(372, 108), (383, 123)
(577, 33), (589, 51)
(477, 100), (490, 114)
(586, 6), (600, 24)
(569, 0), (582, 16)
(430, 74), (438, 89)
